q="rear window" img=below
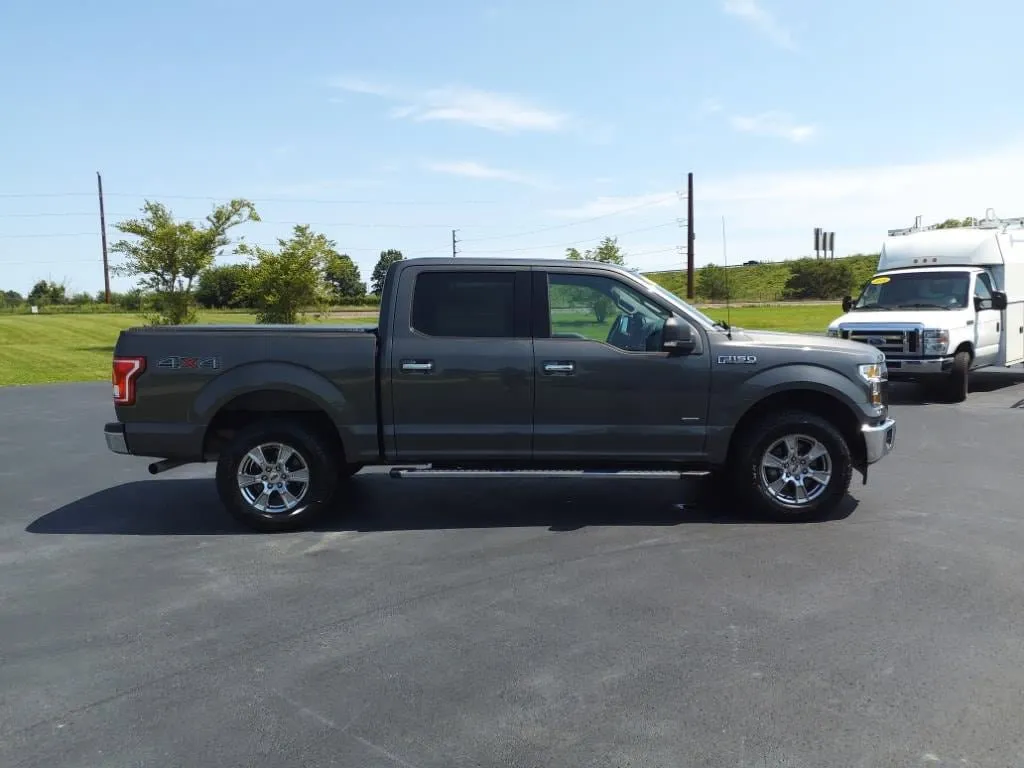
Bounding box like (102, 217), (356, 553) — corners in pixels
(411, 271), (516, 338)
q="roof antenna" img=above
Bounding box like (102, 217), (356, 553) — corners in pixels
(722, 215), (732, 339)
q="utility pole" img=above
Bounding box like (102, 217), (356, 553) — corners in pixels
(686, 172), (695, 300)
(97, 172), (111, 304)
(452, 229), (459, 257)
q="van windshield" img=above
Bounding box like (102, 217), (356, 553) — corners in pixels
(852, 270), (971, 311)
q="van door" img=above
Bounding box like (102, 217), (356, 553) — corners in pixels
(973, 273), (1001, 365)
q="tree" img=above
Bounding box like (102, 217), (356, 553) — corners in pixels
(111, 198), (260, 325)
(323, 252), (366, 302)
(1, 290), (24, 308)
(696, 264), (731, 302)
(370, 249), (403, 295)
(195, 263), (252, 309)
(784, 258), (854, 300)
(238, 224), (334, 324)
(28, 279), (66, 306)
(934, 216), (978, 229)
(565, 236), (626, 266)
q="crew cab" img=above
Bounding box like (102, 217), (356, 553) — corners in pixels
(105, 257), (895, 531)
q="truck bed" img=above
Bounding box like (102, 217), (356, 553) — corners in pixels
(111, 323), (381, 462)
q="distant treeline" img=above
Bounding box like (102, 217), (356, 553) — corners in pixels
(646, 254), (881, 303)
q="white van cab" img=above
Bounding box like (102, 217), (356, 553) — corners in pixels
(827, 210), (1024, 401)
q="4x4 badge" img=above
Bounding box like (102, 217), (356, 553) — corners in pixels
(157, 356), (221, 370)
(717, 355), (757, 364)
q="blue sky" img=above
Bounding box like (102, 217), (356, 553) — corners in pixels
(2, 0), (1023, 296)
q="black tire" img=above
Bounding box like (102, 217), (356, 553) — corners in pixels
(215, 418), (342, 533)
(944, 349), (970, 403)
(729, 409), (853, 523)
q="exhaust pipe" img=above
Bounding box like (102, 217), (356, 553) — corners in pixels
(148, 459), (188, 475)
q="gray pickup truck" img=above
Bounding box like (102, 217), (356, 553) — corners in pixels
(104, 257), (895, 531)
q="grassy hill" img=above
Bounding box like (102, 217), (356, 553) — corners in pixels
(644, 253), (880, 304)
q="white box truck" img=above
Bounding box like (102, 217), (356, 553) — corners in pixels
(827, 210), (1024, 401)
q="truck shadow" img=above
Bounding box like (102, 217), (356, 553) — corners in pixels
(888, 369), (1024, 405)
(27, 475), (857, 536)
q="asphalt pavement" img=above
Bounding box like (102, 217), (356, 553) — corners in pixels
(3, 375), (1024, 767)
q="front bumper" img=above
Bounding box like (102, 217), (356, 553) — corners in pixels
(104, 422), (129, 454)
(862, 418), (896, 464)
(884, 356), (954, 377)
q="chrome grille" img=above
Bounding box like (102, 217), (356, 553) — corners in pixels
(842, 329), (919, 355)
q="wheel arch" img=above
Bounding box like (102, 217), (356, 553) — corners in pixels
(202, 388), (346, 461)
(723, 389), (866, 475)
(193, 361), (353, 460)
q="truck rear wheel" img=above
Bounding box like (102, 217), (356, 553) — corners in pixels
(730, 410), (852, 522)
(215, 418), (341, 533)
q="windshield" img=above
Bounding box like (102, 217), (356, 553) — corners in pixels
(633, 273), (720, 329)
(852, 270), (971, 311)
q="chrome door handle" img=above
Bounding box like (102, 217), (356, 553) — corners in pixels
(542, 361), (575, 375)
(401, 360), (434, 372)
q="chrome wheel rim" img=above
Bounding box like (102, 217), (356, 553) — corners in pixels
(236, 442), (311, 514)
(759, 433), (832, 507)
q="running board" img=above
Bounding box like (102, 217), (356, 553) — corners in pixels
(387, 467), (705, 480)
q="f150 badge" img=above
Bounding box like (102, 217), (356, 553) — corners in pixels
(717, 354), (757, 365)
(157, 356), (221, 370)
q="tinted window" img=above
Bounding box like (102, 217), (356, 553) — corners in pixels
(411, 272), (516, 338)
(547, 272), (670, 352)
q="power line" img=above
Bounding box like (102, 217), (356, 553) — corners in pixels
(457, 194), (677, 243)
(0, 212), (457, 228)
(460, 221), (675, 254)
(0, 232), (98, 239)
(0, 191), (509, 205)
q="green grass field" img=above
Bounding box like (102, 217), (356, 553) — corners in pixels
(0, 303), (844, 386)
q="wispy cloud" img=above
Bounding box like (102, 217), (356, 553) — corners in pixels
(722, 0), (796, 50)
(696, 98), (724, 117)
(331, 76), (568, 134)
(423, 160), (545, 187)
(730, 111), (816, 142)
(550, 141), (1024, 269)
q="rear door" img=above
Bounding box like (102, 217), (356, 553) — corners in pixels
(387, 265), (534, 462)
(530, 267), (712, 462)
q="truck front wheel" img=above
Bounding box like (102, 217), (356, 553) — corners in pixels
(730, 410), (853, 522)
(944, 349), (970, 403)
(215, 418), (341, 533)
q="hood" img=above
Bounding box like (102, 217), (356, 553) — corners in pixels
(728, 328), (878, 359)
(829, 308), (970, 328)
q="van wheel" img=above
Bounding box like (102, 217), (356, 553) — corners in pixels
(731, 410), (852, 523)
(215, 419), (341, 533)
(944, 350), (970, 403)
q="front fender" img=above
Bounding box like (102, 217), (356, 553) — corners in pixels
(706, 363), (871, 463)
(191, 360), (355, 445)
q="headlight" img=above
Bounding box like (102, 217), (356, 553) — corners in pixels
(827, 328), (840, 338)
(858, 361), (887, 383)
(922, 329), (949, 355)
(858, 361), (887, 407)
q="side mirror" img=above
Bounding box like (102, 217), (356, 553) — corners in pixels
(662, 316), (697, 353)
(841, 296), (853, 313)
(991, 290), (1008, 311)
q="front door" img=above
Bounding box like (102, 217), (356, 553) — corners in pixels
(388, 267), (534, 462)
(531, 269), (712, 463)
(973, 272), (1001, 365)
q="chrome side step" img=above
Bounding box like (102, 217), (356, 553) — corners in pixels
(387, 467), (703, 480)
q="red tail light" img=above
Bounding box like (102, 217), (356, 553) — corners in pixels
(112, 356), (146, 405)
